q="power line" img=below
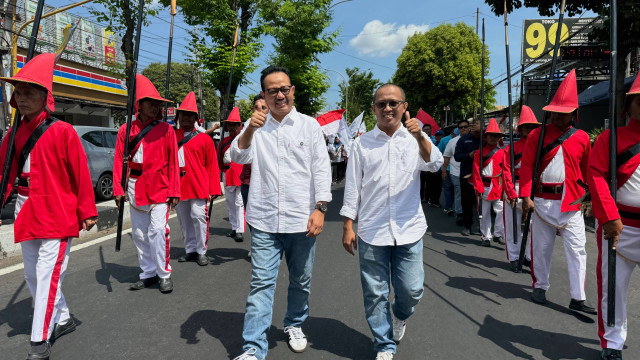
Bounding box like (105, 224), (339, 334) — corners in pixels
(332, 50), (395, 70)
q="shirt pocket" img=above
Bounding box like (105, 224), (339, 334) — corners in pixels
(286, 136), (312, 174)
(399, 150), (416, 174)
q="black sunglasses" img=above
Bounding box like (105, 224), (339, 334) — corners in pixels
(373, 100), (406, 110)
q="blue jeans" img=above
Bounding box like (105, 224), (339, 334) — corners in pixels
(443, 170), (454, 210)
(358, 238), (425, 354)
(242, 228), (316, 360)
(451, 174), (462, 216)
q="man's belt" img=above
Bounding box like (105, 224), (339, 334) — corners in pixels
(130, 168), (142, 177)
(482, 177), (491, 186)
(619, 210), (640, 220)
(537, 183), (564, 194)
(180, 171), (186, 178)
(514, 174), (520, 181)
(18, 178), (29, 187)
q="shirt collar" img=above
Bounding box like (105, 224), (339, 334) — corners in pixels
(267, 106), (297, 126)
(373, 124), (406, 139)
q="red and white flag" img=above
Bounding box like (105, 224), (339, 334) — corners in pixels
(416, 109), (440, 132)
(316, 109), (346, 136)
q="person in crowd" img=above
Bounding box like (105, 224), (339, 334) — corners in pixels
(455, 118), (482, 236)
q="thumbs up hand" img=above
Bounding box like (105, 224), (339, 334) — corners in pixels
(404, 111), (422, 139)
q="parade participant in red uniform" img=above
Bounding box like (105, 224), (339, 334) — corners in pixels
(589, 73), (640, 360)
(520, 69), (595, 313)
(175, 91), (221, 266)
(113, 74), (180, 294)
(502, 105), (539, 272)
(0, 53), (98, 359)
(472, 118), (505, 247)
(221, 107), (245, 242)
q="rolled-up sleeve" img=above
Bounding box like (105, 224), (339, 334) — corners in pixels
(312, 126), (332, 203)
(230, 129), (253, 164)
(418, 135), (444, 172)
(340, 140), (362, 220)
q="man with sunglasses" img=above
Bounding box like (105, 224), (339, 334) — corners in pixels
(230, 66), (331, 360)
(341, 84), (443, 360)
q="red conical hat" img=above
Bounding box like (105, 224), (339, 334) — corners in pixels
(543, 69), (578, 113)
(224, 107), (242, 123)
(135, 74), (171, 120)
(176, 91), (199, 118)
(627, 72), (640, 95)
(0, 53), (56, 113)
(517, 105), (541, 128)
(485, 118), (503, 135)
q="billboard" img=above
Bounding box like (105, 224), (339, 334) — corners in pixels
(521, 17), (604, 64)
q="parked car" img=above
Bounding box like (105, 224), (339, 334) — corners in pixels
(74, 126), (117, 201)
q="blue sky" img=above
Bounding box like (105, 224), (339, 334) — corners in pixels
(51, 0), (596, 120)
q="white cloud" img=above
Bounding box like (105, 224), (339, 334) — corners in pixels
(349, 20), (429, 58)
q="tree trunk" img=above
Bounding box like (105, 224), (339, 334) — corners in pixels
(616, 48), (630, 126)
(121, 0), (135, 90)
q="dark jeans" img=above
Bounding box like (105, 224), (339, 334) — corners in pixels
(420, 171), (442, 204)
(460, 177), (476, 230)
(332, 161), (346, 182)
(241, 183), (249, 208)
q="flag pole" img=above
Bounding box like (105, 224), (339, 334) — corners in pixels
(163, 0), (177, 123)
(478, 19), (485, 222)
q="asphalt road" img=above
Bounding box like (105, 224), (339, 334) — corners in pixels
(1, 184), (639, 359)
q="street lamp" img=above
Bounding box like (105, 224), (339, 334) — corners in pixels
(320, 66), (351, 123)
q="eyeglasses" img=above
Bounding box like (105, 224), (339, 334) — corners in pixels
(373, 100), (406, 110)
(458, 125), (469, 129)
(265, 85), (292, 97)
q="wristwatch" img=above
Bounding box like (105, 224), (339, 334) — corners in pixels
(315, 202), (328, 214)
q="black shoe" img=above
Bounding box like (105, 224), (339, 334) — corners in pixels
(531, 288), (547, 304)
(601, 348), (622, 359)
(569, 299), (597, 315)
(178, 252), (198, 262)
(523, 258), (532, 268)
(510, 261), (520, 273)
(430, 202), (442, 208)
(129, 276), (158, 290)
(226, 230), (237, 238)
(470, 230), (482, 236)
(52, 317), (76, 342)
(234, 233), (244, 242)
(26, 341), (50, 360)
(447, 209), (455, 216)
(456, 218), (464, 226)
(493, 237), (505, 245)
(461, 229), (470, 236)
(481, 239), (491, 247)
(196, 253), (209, 266)
(159, 277), (173, 293)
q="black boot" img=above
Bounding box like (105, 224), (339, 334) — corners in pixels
(531, 288), (547, 304)
(509, 261), (520, 273)
(569, 299), (597, 315)
(226, 230), (237, 238)
(178, 252), (198, 262)
(129, 276), (158, 290)
(26, 341), (50, 360)
(159, 277), (174, 293)
(601, 348), (622, 359)
(234, 233), (244, 243)
(52, 317), (76, 342)
(197, 253), (209, 266)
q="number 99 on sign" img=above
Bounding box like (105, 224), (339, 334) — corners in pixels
(525, 21), (569, 59)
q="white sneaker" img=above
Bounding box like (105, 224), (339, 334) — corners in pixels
(392, 316), (406, 342)
(233, 348), (258, 360)
(284, 326), (307, 353)
(376, 351), (394, 360)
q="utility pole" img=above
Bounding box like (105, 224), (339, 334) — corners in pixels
(476, 8), (479, 35)
(194, 26), (204, 119)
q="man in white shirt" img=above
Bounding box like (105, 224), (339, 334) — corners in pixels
(341, 84), (443, 360)
(444, 121), (469, 224)
(230, 66), (332, 360)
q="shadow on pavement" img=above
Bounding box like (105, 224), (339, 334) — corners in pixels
(95, 246), (141, 292)
(207, 247), (250, 265)
(0, 297), (31, 338)
(180, 310), (375, 359)
(477, 315), (600, 360)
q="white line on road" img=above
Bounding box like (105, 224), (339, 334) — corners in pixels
(0, 198), (226, 277)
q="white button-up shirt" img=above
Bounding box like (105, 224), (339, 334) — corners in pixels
(230, 107), (332, 233)
(340, 125), (443, 246)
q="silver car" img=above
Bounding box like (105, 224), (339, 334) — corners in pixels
(74, 126), (118, 201)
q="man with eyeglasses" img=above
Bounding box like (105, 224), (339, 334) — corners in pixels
(341, 84), (443, 360)
(444, 121), (469, 223)
(454, 119), (482, 236)
(230, 66), (331, 360)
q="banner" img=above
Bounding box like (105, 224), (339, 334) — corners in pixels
(81, 19), (96, 60)
(521, 18), (603, 64)
(26, 1), (46, 45)
(349, 111), (364, 137)
(55, 12), (73, 52)
(104, 29), (116, 65)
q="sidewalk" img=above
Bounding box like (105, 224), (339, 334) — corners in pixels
(0, 199), (130, 260)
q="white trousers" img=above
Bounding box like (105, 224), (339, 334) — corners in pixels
(503, 200), (531, 261)
(225, 185), (245, 233)
(530, 198), (587, 300)
(479, 190), (504, 241)
(21, 239), (71, 342)
(130, 202), (172, 279)
(176, 199), (208, 255)
(597, 222), (640, 350)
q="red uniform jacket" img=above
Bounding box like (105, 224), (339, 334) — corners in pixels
(519, 124), (590, 212)
(221, 135), (242, 187)
(502, 138), (526, 200)
(176, 129), (222, 201)
(113, 118), (180, 206)
(588, 119), (640, 225)
(0, 111), (97, 243)
(472, 144), (503, 201)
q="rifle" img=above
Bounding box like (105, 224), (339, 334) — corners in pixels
(606, 0), (618, 328)
(0, 0), (46, 210)
(503, 0), (519, 247)
(478, 19), (485, 221)
(517, 0), (567, 272)
(115, 0), (145, 252)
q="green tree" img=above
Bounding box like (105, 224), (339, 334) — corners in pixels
(90, 1), (159, 84)
(141, 62), (220, 122)
(237, 96), (255, 122)
(393, 23), (496, 125)
(484, 0), (640, 124)
(261, 0), (340, 115)
(337, 67), (381, 131)
(161, 0), (266, 120)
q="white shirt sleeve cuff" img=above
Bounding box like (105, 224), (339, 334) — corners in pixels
(339, 207), (357, 220)
(315, 192), (332, 203)
(230, 142), (252, 164)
